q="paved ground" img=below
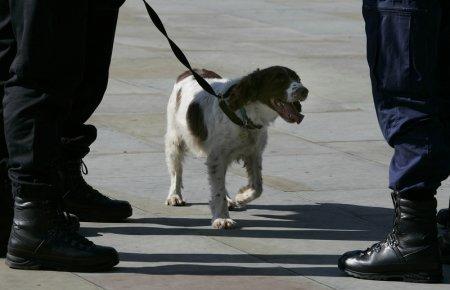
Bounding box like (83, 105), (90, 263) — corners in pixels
(1, 0), (449, 289)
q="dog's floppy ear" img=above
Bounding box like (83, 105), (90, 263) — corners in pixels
(228, 72), (260, 110)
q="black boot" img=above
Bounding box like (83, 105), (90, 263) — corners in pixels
(338, 192), (443, 283)
(1, 177), (79, 258)
(439, 231), (450, 264)
(6, 183), (119, 271)
(436, 199), (450, 264)
(439, 203), (450, 264)
(61, 160), (132, 222)
(437, 209), (449, 228)
(1, 178), (78, 258)
(0, 173), (13, 257)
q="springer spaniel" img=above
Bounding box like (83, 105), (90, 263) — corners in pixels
(165, 66), (309, 229)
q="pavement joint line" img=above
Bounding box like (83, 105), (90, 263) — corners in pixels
(104, 92), (168, 96)
(91, 112), (165, 116)
(90, 150), (164, 157)
(316, 140), (385, 144)
(118, 42), (270, 53)
(268, 53), (367, 59)
(71, 273), (106, 290)
(287, 187), (389, 193)
(271, 128), (389, 168)
(114, 77), (163, 91)
(328, 149), (387, 167)
(303, 108), (363, 114)
(301, 84), (366, 105)
(315, 142), (389, 167)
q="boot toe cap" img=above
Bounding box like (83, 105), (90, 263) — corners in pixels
(111, 200), (133, 220)
(338, 250), (364, 271)
(81, 245), (120, 271)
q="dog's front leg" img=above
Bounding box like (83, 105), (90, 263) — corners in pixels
(235, 153), (263, 206)
(207, 152), (236, 229)
(165, 135), (186, 206)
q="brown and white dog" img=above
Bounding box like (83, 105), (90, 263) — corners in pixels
(165, 66), (308, 229)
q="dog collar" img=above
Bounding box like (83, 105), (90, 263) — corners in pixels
(220, 85), (262, 130)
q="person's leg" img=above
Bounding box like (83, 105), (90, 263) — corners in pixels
(339, 0), (450, 282)
(3, 0), (118, 271)
(0, 0), (14, 256)
(436, 0), (450, 264)
(59, 0), (132, 222)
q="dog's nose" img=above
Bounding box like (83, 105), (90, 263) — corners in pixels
(295, 87), (309, 100)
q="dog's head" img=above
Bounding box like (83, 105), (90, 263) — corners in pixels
(228, 66), (308, 124)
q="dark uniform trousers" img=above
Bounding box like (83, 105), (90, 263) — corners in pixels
(0, 0), (125, 220)
(363, 0), (450, 198)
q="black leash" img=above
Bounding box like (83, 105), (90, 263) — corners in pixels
(142, 0), (262, 130)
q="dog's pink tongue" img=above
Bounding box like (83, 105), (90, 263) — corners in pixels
(282, 103), (304, 124)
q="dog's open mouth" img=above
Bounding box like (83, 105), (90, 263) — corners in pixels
(270, 99), (304, 124)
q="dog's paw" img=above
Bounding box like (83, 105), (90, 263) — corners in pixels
(165, 195), (186, 206)
(212, 218), (237, 229)
(227, 198), (238, 210)
(227, 199), (246, 211)
(235, 188), (257, 206)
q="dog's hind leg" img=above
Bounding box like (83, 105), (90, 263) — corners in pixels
(235, 153), (263, 206)
(165, 134), (186, 206)
(226, 193), (237, 210)
(207, 151), (236, 229)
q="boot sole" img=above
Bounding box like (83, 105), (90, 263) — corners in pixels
(343, 268), (443, 283)
(77, 214), (131, 223)
(5, 253), (119, 272)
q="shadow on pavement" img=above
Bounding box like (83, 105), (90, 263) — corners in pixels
(119, 253), (340, 265)
(85, 203), (450, 281)
(112, 254), (449, 280)
(81, 203), (393, 241)
(112, 264), (342, 277)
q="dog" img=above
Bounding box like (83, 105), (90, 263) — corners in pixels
(165, 66), (309, 229)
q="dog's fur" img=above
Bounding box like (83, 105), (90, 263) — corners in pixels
(165, 66), (308, 229)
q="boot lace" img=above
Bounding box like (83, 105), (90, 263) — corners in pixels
(68, 160), (112, 202)
(42, 200), (94, 250)
(50, 227), (94, 250)
(44, 201), (94, 250)
(362, 193), (400, 255)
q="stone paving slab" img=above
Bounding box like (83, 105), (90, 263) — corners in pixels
(1, 0), (450, 289)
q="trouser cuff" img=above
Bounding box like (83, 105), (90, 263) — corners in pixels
(61, 124), (97, 160)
